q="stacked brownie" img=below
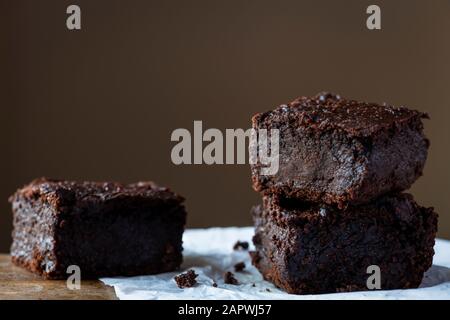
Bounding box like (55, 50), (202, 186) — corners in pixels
(250, 93), (438, 294)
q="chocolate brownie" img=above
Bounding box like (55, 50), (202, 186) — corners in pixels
(251, 193), (437, 294)
(251, 93), (429, 207)
(9, 178), (186, 279)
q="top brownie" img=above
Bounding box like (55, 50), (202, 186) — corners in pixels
(251, 93), (429, 207)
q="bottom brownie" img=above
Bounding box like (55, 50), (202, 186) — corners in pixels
(251, 194), (437, 294)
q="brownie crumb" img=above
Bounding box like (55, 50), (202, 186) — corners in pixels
(234, 262), (246, 272)
(266, 288), (271, 292)
(252, 283), (256, 287)
(224, 271), (239, 285)
(233, 241), (249, 251)
(212, 282), (218, 287)
(174, 269), (198, 288)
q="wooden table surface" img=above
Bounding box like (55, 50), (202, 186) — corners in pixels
(0, 254), (117, 300)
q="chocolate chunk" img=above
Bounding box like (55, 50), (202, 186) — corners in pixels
(174, 269), (198, 288)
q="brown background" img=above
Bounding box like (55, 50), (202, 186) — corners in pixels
(1, 0), (449, 252)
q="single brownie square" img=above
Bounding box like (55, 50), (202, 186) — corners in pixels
(251, 193), (437, 294)
(251, 93), (429, 207)
(9, 178), (186, 279)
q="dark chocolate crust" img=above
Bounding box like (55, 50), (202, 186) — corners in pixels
(10, 178), (186, 279)
(251, 93), (429, 207)
(251, 193), (437, 294)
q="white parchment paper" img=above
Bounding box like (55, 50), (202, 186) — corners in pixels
(101, 227), (450, 300)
